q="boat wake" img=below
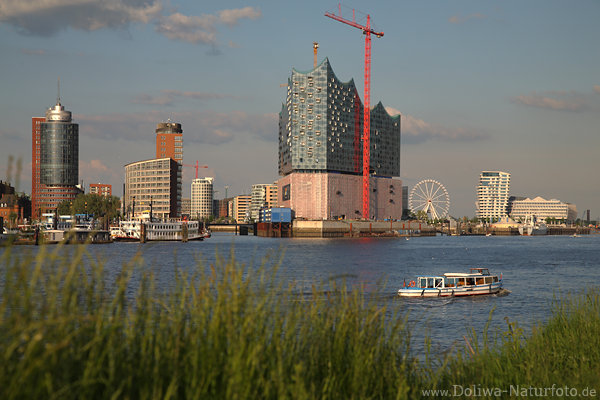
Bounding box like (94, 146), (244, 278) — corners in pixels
(495, 288), (511, 297)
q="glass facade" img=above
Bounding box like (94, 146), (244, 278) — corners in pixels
(279, 58), (400, 177)
(40, 122), (78, 186)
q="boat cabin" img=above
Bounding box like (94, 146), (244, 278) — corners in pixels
(416, 268), (500, 289)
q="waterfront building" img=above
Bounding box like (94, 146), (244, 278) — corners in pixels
(476, 171), (511, 220)
(215, 198), (232, 218)
(232, 195), (251, 223)
(156, 121), (183, 164)
(0, 181), (24, 227)
(402, 185), (409, 219)
(509, 196), (577, 223)
(277, 57), (402, 220)
(89, 183), (112, 197)
(250, 184), (278, 221)
(35, 96), (80, 215)
(124, 158), (181, 219)
(181, 198), (191, 217)
(191, 177), (213, 219)
(31, 117), (45, 220)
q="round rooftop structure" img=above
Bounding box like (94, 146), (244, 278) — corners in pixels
(45, 102), (72, 122)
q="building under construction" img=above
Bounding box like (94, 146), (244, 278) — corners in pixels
(277, 57), (402, 220)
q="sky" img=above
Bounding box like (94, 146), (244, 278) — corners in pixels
(1, 0), (599, 218)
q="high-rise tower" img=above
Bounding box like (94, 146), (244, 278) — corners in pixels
(277, 57), (402, 220)
(191, 177), (213, 219)
(35, 91), (80, 215)
(31, 116), (45, 219)
(476, 171), (511, 221)
(156, 121), (183, 164)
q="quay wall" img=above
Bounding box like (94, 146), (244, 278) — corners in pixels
(292, 220), (433, 238)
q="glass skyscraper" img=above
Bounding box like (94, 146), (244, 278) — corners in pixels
(36, 98), (80, 214)
(278, 57), (400, 177)
(277, 57), (403, 220)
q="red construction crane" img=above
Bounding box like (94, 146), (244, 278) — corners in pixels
(325, 4), (383, 220)
(182, 160), (209, 179)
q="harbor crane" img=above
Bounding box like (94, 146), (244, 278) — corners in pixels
(325, 3), (383, 219)
(182, 160), (209, 179)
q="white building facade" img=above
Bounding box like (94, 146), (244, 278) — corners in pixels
(476, 171), (511, 220)
(191, 177), (213, 219)
(509, 196), (577, 222)
(233, 195), (251, 223)
(250, 184), (278, 221)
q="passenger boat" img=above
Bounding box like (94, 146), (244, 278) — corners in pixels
(110, 215), (208, 242)
(398, 268), (503, 297)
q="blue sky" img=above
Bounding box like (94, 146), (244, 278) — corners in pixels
(1, 0), (598, 218)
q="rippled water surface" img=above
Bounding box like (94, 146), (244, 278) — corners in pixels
(6, 233), (599, 353)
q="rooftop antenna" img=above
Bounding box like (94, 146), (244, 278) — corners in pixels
(57, 77), (61, 105)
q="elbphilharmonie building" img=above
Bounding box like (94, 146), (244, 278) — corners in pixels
(277, 58), (402, 220)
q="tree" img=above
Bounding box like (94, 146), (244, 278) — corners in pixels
(57, 194), (121, 222)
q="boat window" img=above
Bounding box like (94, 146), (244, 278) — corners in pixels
(427, 278), (434, 288)
(420, 278), (427, 288)
(485, 277), (493, 284)
(476, 278), (484, 285)
(445, 277), (456, 287)
(435, 278), (443, 288)
(466, 278), (475, 286)
(493, 276), (498, 283)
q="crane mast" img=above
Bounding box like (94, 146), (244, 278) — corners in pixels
(325, 4), (383, 219)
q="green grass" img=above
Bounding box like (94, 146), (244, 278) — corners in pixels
(1, 243), (599, 399)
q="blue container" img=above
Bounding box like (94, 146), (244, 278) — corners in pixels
(269, 208), (292, 223)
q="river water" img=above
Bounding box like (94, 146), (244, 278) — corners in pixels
(5, 233), (599, 354)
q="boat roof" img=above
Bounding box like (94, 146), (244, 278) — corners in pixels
(445, 268), (493, 277)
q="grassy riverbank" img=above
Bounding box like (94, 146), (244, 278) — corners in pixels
(1, 244), (598, 399)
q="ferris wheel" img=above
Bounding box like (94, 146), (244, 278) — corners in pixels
(409, 179), (450, 220)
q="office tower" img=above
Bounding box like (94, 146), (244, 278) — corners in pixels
(191, 177), (213, 219)
(31, 117), (45, 219)
(36, 95), (80, 215)
(156, 121), (183, 164)
(233, 195), (251, 223)
(277, 57), (402, 220)
(124, 158), (181, 219)
(476, 171), (511, 220)
(89, 183), (112, 197)
(250, 184), (278, 221)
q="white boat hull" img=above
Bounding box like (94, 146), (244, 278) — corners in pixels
(398, 282), (502, 297)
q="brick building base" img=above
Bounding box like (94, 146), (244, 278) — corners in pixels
(276, 172), (403, 220)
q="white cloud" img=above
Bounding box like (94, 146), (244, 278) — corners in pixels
(218, 7), (261, 27)
(0, 0), (162, 35)
(155, 7), (261, 45)
(0, 1), (261, 49)
(154, 12), (217, 44)
(385, 107), (486, 144)
(511, 92), (585, 112)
